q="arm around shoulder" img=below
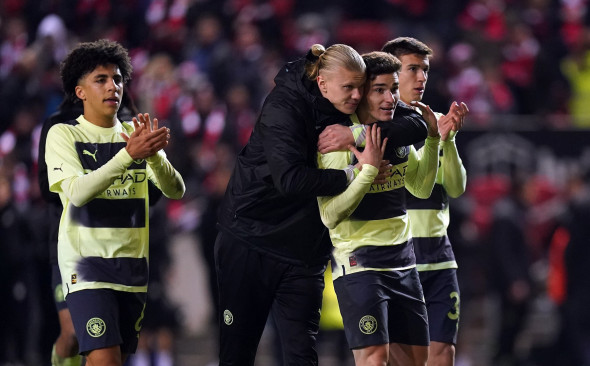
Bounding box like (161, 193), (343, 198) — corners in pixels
(262, 100), (348, 196)
(377, 103), (428, 148)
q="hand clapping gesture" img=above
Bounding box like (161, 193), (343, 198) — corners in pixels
(122, 113), (170, 160)
(438, 102), (469, 141)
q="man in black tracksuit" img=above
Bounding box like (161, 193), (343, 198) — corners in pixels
(215, 47), (429, 365)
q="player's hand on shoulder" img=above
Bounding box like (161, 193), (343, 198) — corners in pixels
(318, 124), (354, 154)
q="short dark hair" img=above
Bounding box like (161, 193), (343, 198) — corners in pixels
(60, 39), (132, 104)
(362, 51), (401, 81)
(381, 37), (433, 59)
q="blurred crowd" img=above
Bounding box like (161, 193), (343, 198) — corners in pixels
(2, 0), (590, 365)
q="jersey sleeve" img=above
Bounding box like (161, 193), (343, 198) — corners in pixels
(146, 150), (185, 200)
(317, 151), (378, 229)
(440, 131), (467, 198)
(46, 125), (134, 207)
(405, 135), (440, 199)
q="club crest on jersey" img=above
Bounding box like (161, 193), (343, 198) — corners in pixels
(359, 315), (378, 335)
(86, 317), (106, 337)
(395, 146), (410, 158)
(223, 309), (234, 325)
(349, 255), (357, 267)
(71, 274), (77, 284)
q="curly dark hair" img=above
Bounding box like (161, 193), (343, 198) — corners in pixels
(361, 51), (402, 81)
(60, 39), (133, 104)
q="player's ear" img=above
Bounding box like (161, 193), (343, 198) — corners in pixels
(317, 75), (327, 95)
(75, 86), (86, 101)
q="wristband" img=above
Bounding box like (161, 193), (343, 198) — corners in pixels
(343, 164), (358, 185)
(350, 125), (367, 147)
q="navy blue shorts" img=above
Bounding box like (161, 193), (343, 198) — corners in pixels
(419, 268), (460, 344)
(66, 289), (147, 355)
(334, 268), (429, 349)
(52, 264), (67, 311)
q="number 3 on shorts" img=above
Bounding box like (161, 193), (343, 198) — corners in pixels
(447, 291), (460, 320)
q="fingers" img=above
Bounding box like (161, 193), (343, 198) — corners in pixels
(132, 113), (169, 140)
(460, 102), (469, 114)
(437, 115), (454, 141)
(369, 124), (377, 147)
(318, 141), (337, 154)
(412, 101), (435, 118)
(131, 122), (145, 137)
(411, 100), (426, 110)
(365, 125), (387, 157)
(132, 117), (141, 131)
(141, 128), (169, 153)
(374, 157), (392, 184)
(145, 113), (153, 132)
(445, 101), (467, 132)
(124, 112), (171, 159)
(318, 125), (338, 142)
(137, 113), (155, 132)
(136, 114), (145, 130)
(364, 124), (373, 147)
(132, 116), (150, 137)
(347, 144), (360, 159)
(373, 176), (389, 185)
(137, 113), (148, 132)
(450, 101), (469, 128)
(319, 126), (332, 140)
(376, 126), (381, 151)
(318, 126), (335, 152)
(458, 102), (469, 129)
(369, 124), (382, 144)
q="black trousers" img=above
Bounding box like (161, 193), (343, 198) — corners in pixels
(214, 232), (326, 366)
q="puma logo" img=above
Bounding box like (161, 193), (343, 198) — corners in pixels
(83, 149), (98, 162)
(53, 163), (63, 172)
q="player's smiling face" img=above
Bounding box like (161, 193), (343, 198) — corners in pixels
(317, 66), (366, 115)
(398, 53), (429, 104)
(358, 72), (399, 123)
(75, 63), (123, 127)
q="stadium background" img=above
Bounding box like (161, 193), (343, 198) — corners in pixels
(1, 0), (590, 365)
